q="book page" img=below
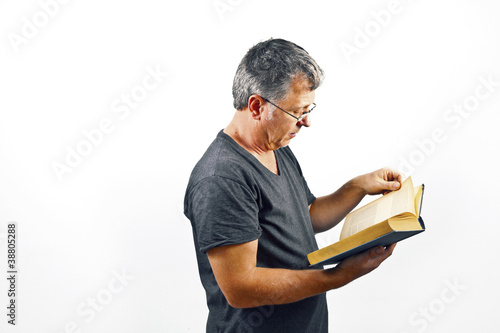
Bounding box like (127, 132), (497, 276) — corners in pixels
(339, 177), (416, 240)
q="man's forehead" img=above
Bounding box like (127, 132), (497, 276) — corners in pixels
(289, 76), (313, 92)
(286, 78), (315, 105)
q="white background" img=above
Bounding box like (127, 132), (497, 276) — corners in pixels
(1, 0), (499, 332)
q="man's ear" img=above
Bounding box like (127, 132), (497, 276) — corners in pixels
(247, 95), (265, 120)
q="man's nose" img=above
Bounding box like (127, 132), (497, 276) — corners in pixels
(298, 114), (311, 127)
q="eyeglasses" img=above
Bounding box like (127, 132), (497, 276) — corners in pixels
(262, 98), (316, 122)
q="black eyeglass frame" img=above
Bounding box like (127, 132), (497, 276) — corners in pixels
(262, 98), (316, 122)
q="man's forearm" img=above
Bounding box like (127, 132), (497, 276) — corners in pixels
(226, 265), (350, 308)
(219, 244), (396, 309)
(309, 177), (366, 233)
(209, 240), (356, 309)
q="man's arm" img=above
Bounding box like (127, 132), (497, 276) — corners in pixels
(309, 168), (403, 233)
(207, 239), (396, 309)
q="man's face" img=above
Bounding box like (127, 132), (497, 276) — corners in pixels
(263, 77), (316, 150)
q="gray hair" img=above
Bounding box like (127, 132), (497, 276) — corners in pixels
(232, 38), (324, 110)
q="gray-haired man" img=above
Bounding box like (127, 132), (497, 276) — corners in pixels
(184, 38), (401, 332)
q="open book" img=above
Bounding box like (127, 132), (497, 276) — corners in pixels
(308, 177), (425, 267)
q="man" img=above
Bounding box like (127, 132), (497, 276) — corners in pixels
(184, 38), (402, 332)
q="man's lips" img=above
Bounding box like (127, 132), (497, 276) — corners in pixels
(290, 128), (301, 138)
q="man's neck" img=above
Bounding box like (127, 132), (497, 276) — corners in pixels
(224, 114), (279, 174)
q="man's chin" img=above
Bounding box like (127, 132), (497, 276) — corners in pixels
(278, 139), (291, 148)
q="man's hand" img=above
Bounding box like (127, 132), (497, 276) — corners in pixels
(309, 168), (404, 233)
(331, 243), (397, 285)
(353, 168), (404, 196)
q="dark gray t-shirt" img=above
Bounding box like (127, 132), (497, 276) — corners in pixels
(184, 130), (328, 332)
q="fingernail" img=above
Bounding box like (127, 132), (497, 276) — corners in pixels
(376, 247), (383, 254)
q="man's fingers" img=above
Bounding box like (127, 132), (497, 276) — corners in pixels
(380, 180), (400, 193)
(370, 243), (396, 260)
(384, 243), (397, 255)
(388, 181), (401, 190)
(382, 168), (404, 183)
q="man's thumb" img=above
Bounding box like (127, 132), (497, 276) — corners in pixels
(389, 181), (400, 190)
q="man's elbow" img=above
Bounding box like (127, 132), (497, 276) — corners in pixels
(220, 285), (262, 309)
(226, 296), (251, 309)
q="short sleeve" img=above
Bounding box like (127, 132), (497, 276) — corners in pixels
(302, 176), (316, 206)
(186, 176), (262, 253)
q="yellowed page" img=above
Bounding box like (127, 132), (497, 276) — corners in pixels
(388, 214), (423, 231)
(339, 177), (416, 240)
